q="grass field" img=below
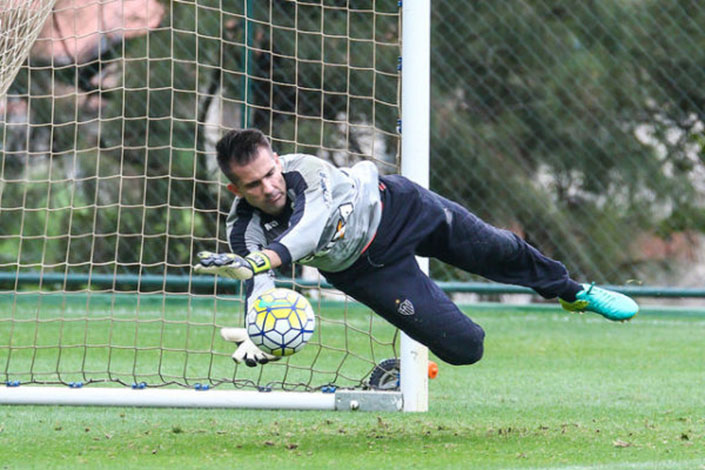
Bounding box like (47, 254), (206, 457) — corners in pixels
(1, 299), (704, 469)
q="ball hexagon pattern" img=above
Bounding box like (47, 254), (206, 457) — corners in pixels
(246, 288), (316, 357)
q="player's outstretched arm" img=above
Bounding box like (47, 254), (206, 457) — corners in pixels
(194, 250), (282, 279)
(220, 327), (279, 367)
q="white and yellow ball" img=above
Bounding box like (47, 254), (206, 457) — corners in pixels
(246, 288), (315, 357)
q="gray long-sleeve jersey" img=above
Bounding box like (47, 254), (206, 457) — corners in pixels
(225, 154), (383, 309)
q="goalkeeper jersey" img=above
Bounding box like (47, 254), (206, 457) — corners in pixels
(225, 154), (383, 307)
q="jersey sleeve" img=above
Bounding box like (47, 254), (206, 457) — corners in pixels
(225, 199), (275, 322)
(265, 160), (333, 266)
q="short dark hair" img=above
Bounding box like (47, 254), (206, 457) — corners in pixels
(216, 128), (272, 183)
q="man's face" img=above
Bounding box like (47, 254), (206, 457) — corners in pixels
(227, 146), (287, 216)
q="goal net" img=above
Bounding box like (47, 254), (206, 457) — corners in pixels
(0, 0), (57, 97)
(0, 0), (409, 409)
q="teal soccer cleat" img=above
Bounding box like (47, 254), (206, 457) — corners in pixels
(559, 283), (638, 322)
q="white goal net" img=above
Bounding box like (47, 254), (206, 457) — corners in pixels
(0, 0), (57, 97)
(0, 0), (404, 403)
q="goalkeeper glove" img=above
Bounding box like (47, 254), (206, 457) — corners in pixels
(220, 327), (279, 367)
(194, 251), (272, 280)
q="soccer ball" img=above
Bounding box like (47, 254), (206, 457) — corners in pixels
(246, 288), (316, 357)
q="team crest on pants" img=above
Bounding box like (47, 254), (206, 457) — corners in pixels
(396, 298), (415, 316)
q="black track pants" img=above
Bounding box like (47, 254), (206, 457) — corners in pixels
(321, 175), (581, 365)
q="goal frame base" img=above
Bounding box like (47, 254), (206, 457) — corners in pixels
(0, 386), (403, 411)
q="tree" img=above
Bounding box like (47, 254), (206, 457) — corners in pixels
(429, 0), (705, 283)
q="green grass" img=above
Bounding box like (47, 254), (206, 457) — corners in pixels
(1, 301), (704, 469)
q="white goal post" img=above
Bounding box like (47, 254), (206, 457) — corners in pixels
(400, 0), (431, 413)
(0, 0), (431, 412)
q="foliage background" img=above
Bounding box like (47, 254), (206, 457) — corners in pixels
(2, 0), (705, 289)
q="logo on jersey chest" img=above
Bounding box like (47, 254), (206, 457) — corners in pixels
(299, 201), (356, 264)
(303, 202), (356, 262)
(264, 220), (279, 232)
(331, 203), (354, 242)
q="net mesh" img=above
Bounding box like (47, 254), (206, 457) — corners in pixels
(0, 0), (57, 97)
(0, 0), (401, 391)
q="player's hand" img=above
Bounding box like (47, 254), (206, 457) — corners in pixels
(220, 327), (279, 367)
(194, 251), (271, 280)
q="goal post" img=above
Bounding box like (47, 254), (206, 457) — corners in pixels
(400, 0), (431, 413)
(0, 0), (430, 412)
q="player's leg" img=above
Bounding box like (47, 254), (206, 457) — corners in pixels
(416, 195), (581, 300)
(413, 191), (638, 320)
(323, 255), (485, 366)
(358, 175), (636, 322)
(376, 174), (580, 300)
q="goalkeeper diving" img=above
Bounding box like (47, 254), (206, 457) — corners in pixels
(195, 129), (639, 367)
